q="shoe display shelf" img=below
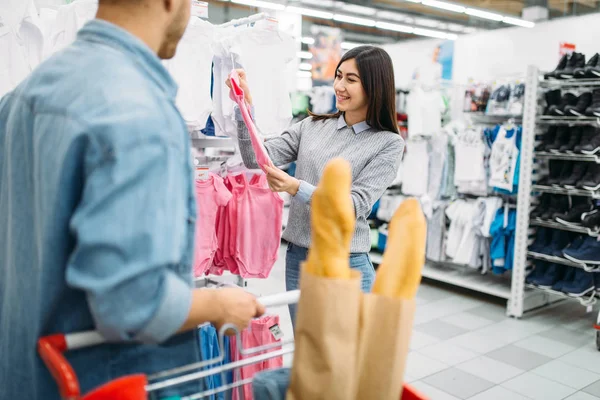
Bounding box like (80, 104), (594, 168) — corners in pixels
(517, 66), (600, 350)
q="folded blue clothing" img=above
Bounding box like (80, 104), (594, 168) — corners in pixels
(252, 368), (291, 400)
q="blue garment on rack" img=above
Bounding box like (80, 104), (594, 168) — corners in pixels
(198, 325), (232, 400)
(489, 208), (517, 274)
(487, 125), (522, 195)
(252, 368), (290, 400)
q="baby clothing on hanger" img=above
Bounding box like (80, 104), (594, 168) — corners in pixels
(193, 174), (232, 277)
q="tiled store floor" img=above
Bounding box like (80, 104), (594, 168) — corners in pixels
(247, 245), (600, 400)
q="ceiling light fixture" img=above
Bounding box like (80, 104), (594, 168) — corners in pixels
(297, 51), (313, 59)
(299, 0), (335, 7)
(231, 0), (286, 10)
(341, 41), (363, 50)
(338, 3), (378, 15)
(286, 5), (333, 19)
(333, 14), (376, 26)
(413, 27), (457, 40)
(465, 8), (504, 21)
(421, 0), (465, 13)
(502, 16), (535, 28)
(375, 21), (414, 34)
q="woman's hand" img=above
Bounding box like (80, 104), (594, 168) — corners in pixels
(225, 69), (253, 106)
(265, 165), (300, 196)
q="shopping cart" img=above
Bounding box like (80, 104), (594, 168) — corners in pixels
(38, 290), (428, 400)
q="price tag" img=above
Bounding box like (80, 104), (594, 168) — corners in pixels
(195, 167), (209, 181)
(191, 1), (208, 19)
(269, 324), (284, 340)
(259, 16), (279, 31)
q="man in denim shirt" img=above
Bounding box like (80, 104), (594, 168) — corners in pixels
(0, 1), (264, 398)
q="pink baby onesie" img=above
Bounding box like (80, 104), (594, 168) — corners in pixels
(193, 174), (232, 277)
(211, 176), (233, 276)
(228, 70), (272, 171)
(230, 315), (283, 400)
(234, 174), (283, 279)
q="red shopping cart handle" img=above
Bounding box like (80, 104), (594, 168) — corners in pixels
(402, 383), (430, 400)
(38, 334), (80, 399)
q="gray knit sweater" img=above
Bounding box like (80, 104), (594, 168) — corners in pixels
(237, 114), (404, 253)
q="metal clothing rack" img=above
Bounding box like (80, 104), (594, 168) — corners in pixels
(38, 290), (427, 399)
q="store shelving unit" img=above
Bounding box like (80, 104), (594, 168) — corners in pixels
(515, 69), (600, 348)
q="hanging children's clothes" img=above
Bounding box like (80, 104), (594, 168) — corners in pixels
(230, 315), (284, 400)
(194, 174), (232, 277)
(488, 124), (521, 194)
(165, 18), (216, 133)
(229, 69), (272, 171)
(445, 200), (481, 268)
(401, 138), (429, 196)
(453, 127), (488, 196)
(198, 324), (231, 400)
(489, 206), (517, 274)
(426, 201), (448, 262)
(428, 134), (448, 200)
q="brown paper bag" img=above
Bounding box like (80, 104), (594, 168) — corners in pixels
(355, 294), (416, 400)
(286, 268), (362, 400)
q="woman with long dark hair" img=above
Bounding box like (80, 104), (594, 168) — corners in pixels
(227, 46), (404, 325)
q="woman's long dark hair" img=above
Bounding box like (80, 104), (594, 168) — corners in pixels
(309, 46), (399, 134)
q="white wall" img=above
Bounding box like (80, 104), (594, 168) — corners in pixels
(384, 12), (600, 85)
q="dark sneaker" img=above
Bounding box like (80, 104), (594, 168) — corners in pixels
(538, 161), (561, 186)
(549, 161), (572, 186)
(564, 236), (600, 264)
(574, 126), (596, 153)
(585, 89), (600, 116)
(560, 126), (583, 153)
(544, 89), (562, 115)
(576, 53), (600, 78)
(565, 92), (593, 116)
(587, 54), (600, 78)
(540, 196), (569, 219)
(561, 163), (588, 189)
(551, 267), (577, 291)
(529, 227), (552, 253)
(536, 263), (567, 289)
(556, 203), (593, 225)
(540, 229), (571, 256)
(549, 93), (578, 116)
(576, 164), (600, 189)
(530, 194), (552, 219)
(544, 54), (569, 80)
(560, 52), (586, 79)
(563, 269), (595, 297)
(582, 209), (600, 231)
(536, 126), (558, 152)
(580, 128), (600, 155)
(547, 126), (571, 153)
(526, 260), (549, 284)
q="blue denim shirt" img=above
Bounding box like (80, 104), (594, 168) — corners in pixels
(0, 20), (201, 399)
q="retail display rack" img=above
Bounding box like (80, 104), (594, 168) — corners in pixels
(370, 68), (600, 350)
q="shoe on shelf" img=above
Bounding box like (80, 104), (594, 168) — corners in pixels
(563, 236), (600, 264)
(565, 92), (593, 116)
(536, 126), (558, 152)
(585, 89), (600, 117)
(549, 93), (578, 116)
(582, 209), (600, 231)
(529, 227), (552, 253)
(544, 89), (563, 115)
(540, 229), (571, 257)
(530, 194), (552, 219)
(560, 52), (586, 79)
(526, 260), (549, 284)
(562, 269), (595, 297)
(555, 202), (593, 225)
(544, 54), (569, 80)
(579, 128), (600, 155)
(574, 126), (596, 153)
(560, 126), (583, 153)
(562, 163), (588, 189)
(551, 267), (577, 291)
(536, 263), (567, 289)
(547, 126), (571, 153)
(575, 53), (600, 79)
(586, 53), (600, 78)
(581, 164), (600, 190)
(575, 164), (600, 189)
(549, 161), (573, 186)
(540, 196), (569, 219)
